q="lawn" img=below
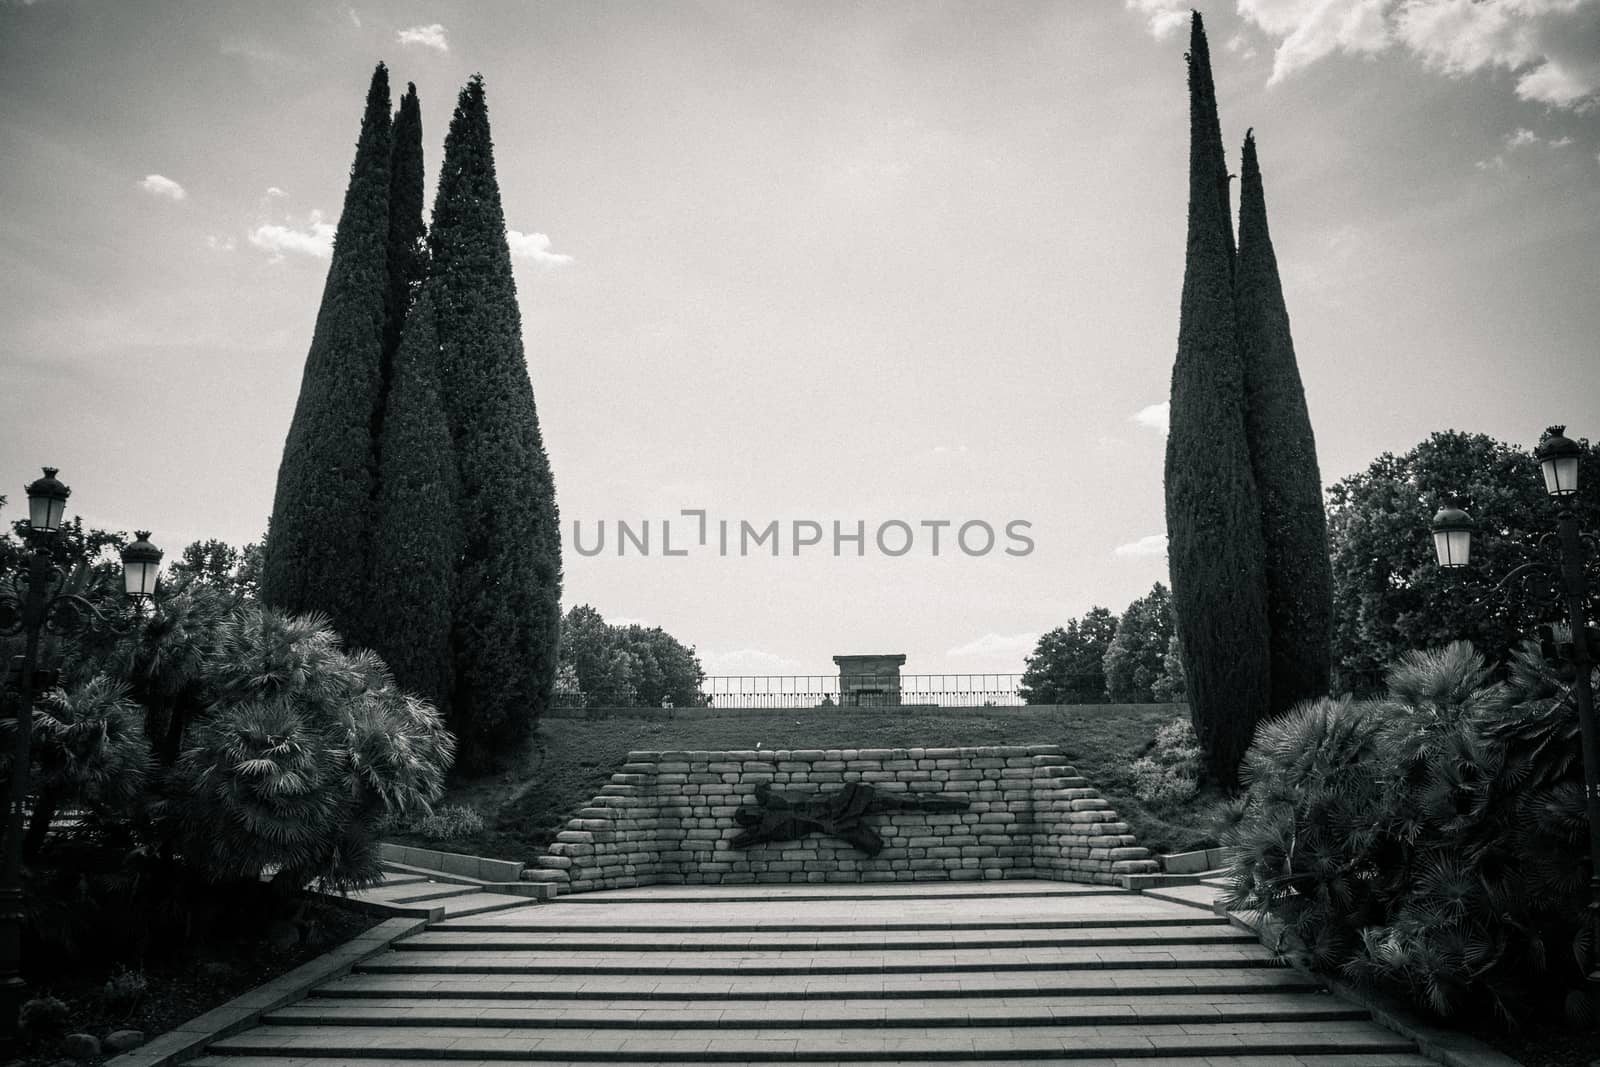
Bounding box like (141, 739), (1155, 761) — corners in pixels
(387, 703), (1223, 863)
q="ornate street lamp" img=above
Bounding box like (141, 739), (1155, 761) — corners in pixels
(1430, 495), (1475, 570)
(1433, 426), (1599, 1012)
(0, 468), (159, 1039)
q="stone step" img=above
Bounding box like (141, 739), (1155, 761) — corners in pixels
(394, 924), (1256, 952)
(316, 965), (1324, 1000)
(431, 912), (1231, 932)
(356, 942), (1279, 975)
(268, 990), (1367, 1028)
(354, 881), (489, 904)
(206, 1019), (1418, 1060)
(192, 1056), (1435, 1067)
(1139, 884), (1223, 912)
(403, 892), (544, 919)
(554, 882), (1124, 904)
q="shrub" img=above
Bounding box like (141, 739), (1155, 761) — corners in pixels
(1131, 716), (1201, 805)
(18, 994), (70, 1038)
(1220, 640), (1592, 1028)
(411, 804), (485, 841)
(102, 966), (149, 1014)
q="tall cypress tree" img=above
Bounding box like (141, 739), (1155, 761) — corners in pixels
(430, 75), (562, 772)
(361, 78), (456, 714)
(367, 286), (456, 715)
(262, 63), (393, 639)
(1164, 14), (1271, 788)
(383, 83), (429, 376)
(1237, 131), (1333, 715)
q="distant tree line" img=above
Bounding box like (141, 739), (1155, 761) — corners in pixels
(1019, 583), (1185, 706)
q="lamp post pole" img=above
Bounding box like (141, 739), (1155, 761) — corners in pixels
(1554, 506), (1600, 996)
(0, 470), (160, 1040)
(0, 547), (50, 1040)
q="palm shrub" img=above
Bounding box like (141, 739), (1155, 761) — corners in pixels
(1221, 639), (1593, 1027)
(177, 605), (453, 892)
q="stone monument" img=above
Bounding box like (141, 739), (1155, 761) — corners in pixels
(832, 653), (905, 706)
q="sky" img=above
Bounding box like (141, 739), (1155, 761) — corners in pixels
(2, 0), (1598, 680)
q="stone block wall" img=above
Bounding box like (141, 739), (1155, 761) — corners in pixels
(526, 744), (1158, 894)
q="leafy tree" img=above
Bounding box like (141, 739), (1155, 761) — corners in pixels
(1152, 633), (1187, 703)
(429, 75), (562, 770)
(383, 81), (429, 386)
(365, 288), (456, 716)
(1164, 13), (1271, 788)
(557, 605), (705, 708)
(1236, 130), (1333, 715)
(166, 538), (263, 600)
(1326, 430), (1600, 693)
(1019, 607), (1116, 704)
(1103, 583), (1175, 703)
(263, 63), (393, 640)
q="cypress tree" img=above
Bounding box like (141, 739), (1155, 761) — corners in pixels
(383, 83), (429, 375)
(430, 75), (562, 772)
(1237, 131), (1333, 715)
(262, 63), (393, 638)
(366, 286), (456, 715)
(1164, 14), (1271, 788)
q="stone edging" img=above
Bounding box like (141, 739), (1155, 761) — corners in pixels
(1224, 909), (1520, 1067)
(101, 915), (428, 1067)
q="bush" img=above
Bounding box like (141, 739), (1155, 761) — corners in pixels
(1220, 640), (1592, 1028)
(102, 966), (149, 1014)
(411, 804), (485, 841)
(18, 994), (70, 1038)
(1131, 716), (1201, 805)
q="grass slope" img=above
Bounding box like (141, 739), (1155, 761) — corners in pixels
(389, 704), (1220, 861)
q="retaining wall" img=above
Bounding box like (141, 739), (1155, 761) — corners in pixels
(528, 744), (1158, 894)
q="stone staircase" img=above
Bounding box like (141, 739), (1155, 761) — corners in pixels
(188, 880), (1430, 1064)
(337, 850), (554, 921)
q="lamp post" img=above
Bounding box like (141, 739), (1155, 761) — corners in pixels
(1431, 425), (1600, 1008)
(0, 468), (160, 1039)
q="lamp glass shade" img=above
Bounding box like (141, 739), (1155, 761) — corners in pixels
(121, 532), (163, 599)
(1433, 528), (1472, 569)
(25, 467), (70, 532)
(1540, 454), (1579, 497)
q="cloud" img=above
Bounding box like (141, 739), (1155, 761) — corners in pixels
(205, 234), (236, 252)
(946, 632), (1040, 658)
(1132, 400), (1170, 435)
(1132, 1), (1600, 111)
(347, 8), (361, 27)
(931, 444), (970, 455)
(1238, 0), (1392, 84)
(248, 210), (335, 261)
(1113, 533), (1169, 558)
(139, 174), (187, 201)
(265, 185), (287, 198)
(1507, 127), (1541, 147)
(1124, 0), (1191, 40)
(397, 23), (448, 51)
(700, 648), (805, 675)
(1550, 134), (1575, 146)
(506, 228), (573, 267)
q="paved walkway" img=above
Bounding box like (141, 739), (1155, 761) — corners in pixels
(191, 880), (1430, 1065)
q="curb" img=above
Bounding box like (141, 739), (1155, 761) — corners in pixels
(101, 915), (429, 1067)
(1224, 909), (1520, 1067)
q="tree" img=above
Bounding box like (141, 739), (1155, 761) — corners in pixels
(365, 289), (456, 715)
(1326, 430), (1600, 693)
(1236, 130), (1333, 716)
(1152, 634), (1187, 703)
(557, 605), (706, 709)
(166, 538), (263, 600)
(1019, 607), (1117, 704)
(263, 63), (393, 640)
(430, 75), (562, 770)
(1164, 13), (1271, 788)
(1103, 583), (1175, 703)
